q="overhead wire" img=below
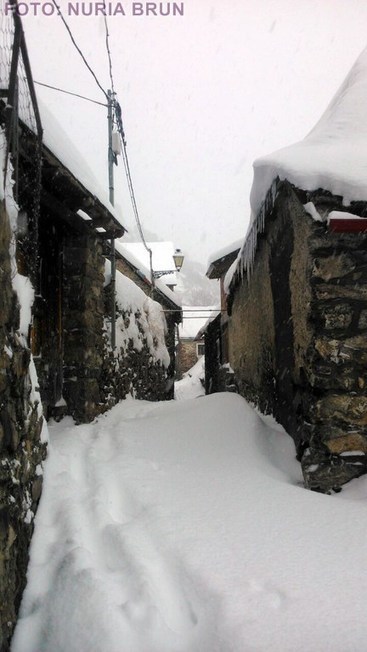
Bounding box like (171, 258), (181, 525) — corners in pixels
(34, 80), (107, 107)
(114, 101), (155, 286)
(51, 0), (155, 286)
(102, 2), (155, 287)
(50, 0), (108, 100)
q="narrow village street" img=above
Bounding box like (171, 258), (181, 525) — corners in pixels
(11, 391), (367, 652)
(4, 3), (367, 650)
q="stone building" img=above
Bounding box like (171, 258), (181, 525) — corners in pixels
(176, 307), (216, 379)
(204, 241), (242, 393)
(0, 11), (49, 647)
(225, 46), (367, 493)
(0, 8), (178, 647)
(16, 102), (125, 424)
(0, 186), (47, 652)
(114, 240), (182, 396)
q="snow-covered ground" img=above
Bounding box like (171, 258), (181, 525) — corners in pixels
(175, 356), (205, 400)
(12, 393), (367, 652)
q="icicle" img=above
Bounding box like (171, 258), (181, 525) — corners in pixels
(230, 177), (280, 289)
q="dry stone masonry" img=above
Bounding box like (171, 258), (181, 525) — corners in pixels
(0, 203), (46, 652)
(227, 181), (367, 493)
(62, 233), (106, 423)
(101, 270), (172, 408)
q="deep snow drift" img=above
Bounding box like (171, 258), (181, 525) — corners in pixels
(12, 394), (367, 652)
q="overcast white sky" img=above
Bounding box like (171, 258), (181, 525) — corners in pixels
(21, 0), (367, 264)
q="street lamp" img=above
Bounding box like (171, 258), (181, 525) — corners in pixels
(153, 248), (185, 278)
(173, 248), (184, 272)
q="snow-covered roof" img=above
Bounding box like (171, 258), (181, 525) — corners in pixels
(251, 45), (367, 217)
(121, 241), (177, 287)
(206, 239), (243, 279)
(228, 46), (367, 295)
(38, 99), (125, 231)
(207, 239), (244, 268)
(179, 306), (219, 340)
(115, 240), (181, 309)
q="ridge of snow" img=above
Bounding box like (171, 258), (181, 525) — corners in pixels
(327, 209), (364, 223)
(229, 46), (367, 292)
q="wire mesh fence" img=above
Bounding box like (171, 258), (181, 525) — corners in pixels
(0, 0), (41, 135)
(0, 0), (43, 283)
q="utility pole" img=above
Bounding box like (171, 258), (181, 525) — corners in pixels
(107, 89), (116, 349)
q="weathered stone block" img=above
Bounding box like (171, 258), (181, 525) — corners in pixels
(314, 284), (367, 302)
(302, 446), (367, 492)
(312, 253), (355, 281)
(358, 309), (367, 330)
(315, 303), (353, 331)
(304, 361), (360, 391)
(314, 335), (367, 365)
(325, 433), (367, 454)
(315, 394), (367, 426)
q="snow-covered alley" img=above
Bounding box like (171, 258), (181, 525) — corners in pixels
(11, 392), (367, 652)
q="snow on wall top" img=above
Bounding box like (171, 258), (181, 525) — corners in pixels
(115, 240), (182, 308)
(38, 99), (124, 228)
(251, 45), (367, 217)
(121, 241), (177, 287)
(105, 261), (170, 367)
(228, 46), (367, 295)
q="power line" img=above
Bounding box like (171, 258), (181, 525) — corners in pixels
(100, 7), (151, 254)
(102, 3), (115, 96)
(34, 80), (107, 107)
(115, 105), (147, 248)
(50, 0), (108, 100)
(114, 101), (155, 287)
(101, 8), (155, 287)
(51, 0), (155, 287)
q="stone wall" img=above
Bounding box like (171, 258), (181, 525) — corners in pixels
(63, 234), (106, 423)
(115, 255), (179, 395)
(228, 181), (367, 492)
(34, 234), (177, 422)
(228, 230), (275, 415)
(116, 256), (150, 295)
(176, 340), (198, 378)
(101, 280), (171, 405)
(0, 203), (46, 651)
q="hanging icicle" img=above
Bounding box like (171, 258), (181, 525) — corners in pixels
(232, 177), (280, 290)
